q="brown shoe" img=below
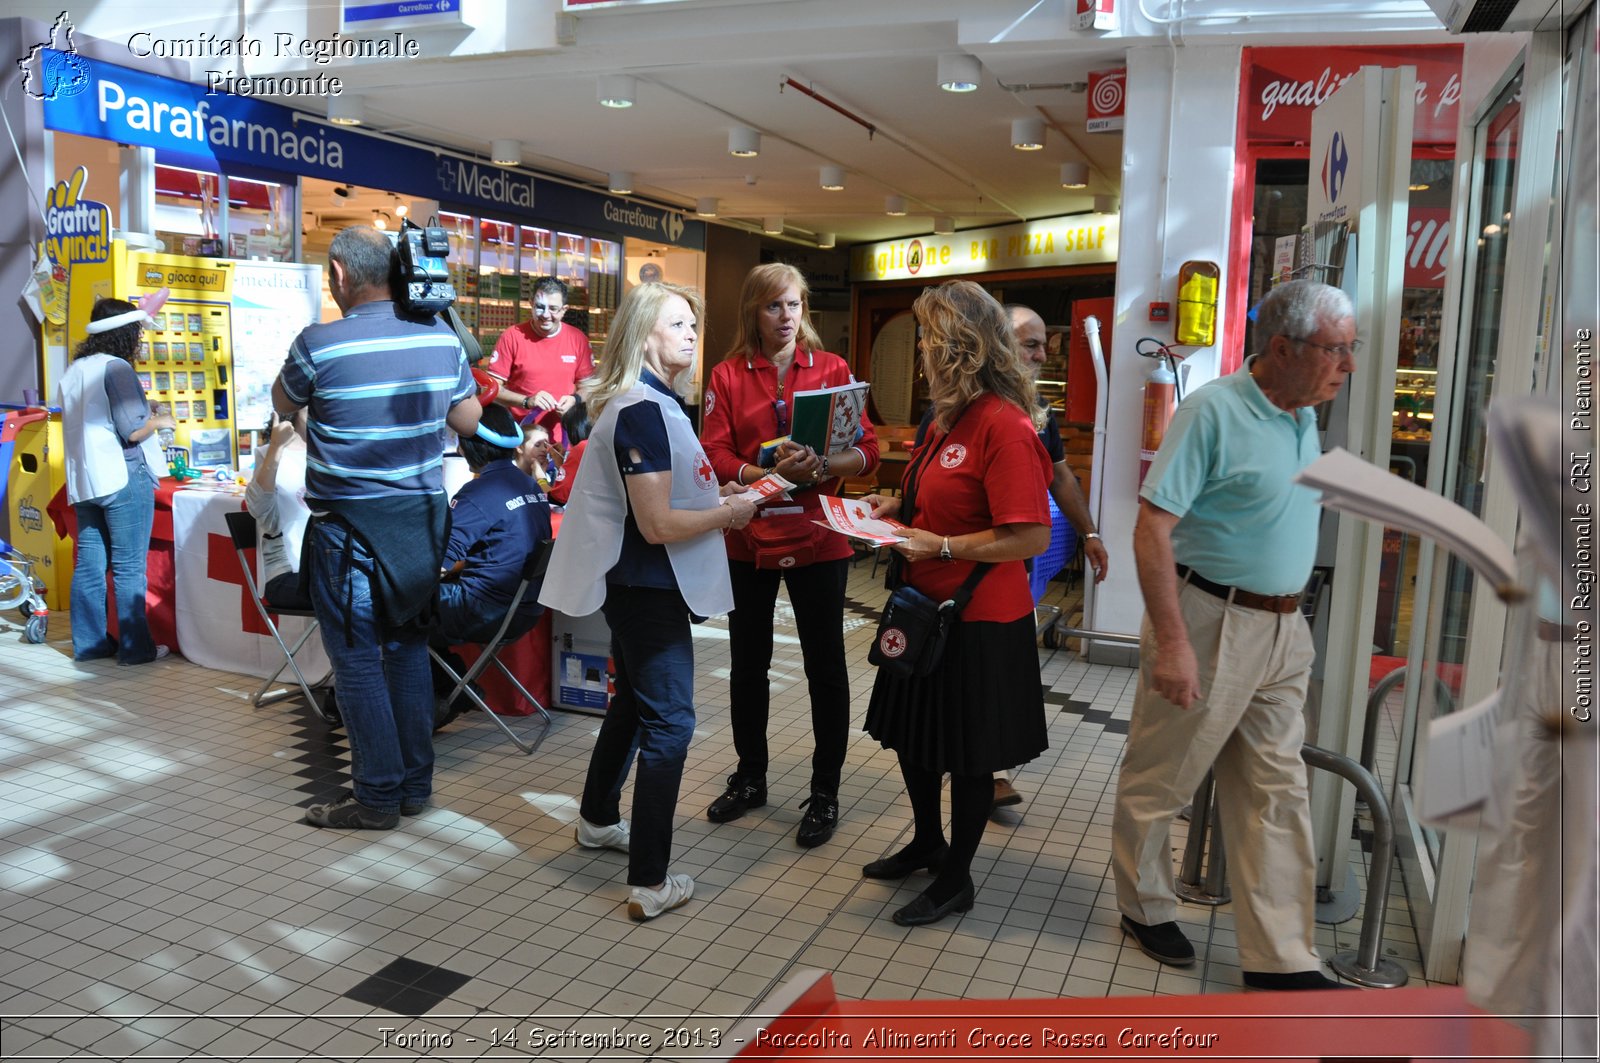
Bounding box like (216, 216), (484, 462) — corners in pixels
(992, 778), (1024, 809)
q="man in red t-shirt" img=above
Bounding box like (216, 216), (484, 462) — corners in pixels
(486, 277), (594, 427)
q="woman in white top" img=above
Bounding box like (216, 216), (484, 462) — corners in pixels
(540, 282), (756, 921)
(57, 298), (175, 664)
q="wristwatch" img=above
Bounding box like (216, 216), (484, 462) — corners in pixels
(522, 395), (532, 409)
(940, 537), (952, 562)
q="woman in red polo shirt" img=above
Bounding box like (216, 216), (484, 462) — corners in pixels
(699, 263), (879, 849)
(858, 280), (1053, 927)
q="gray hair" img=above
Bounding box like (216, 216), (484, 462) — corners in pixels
(328, 226), (396, 291)
(1255, 280), (1354, 349)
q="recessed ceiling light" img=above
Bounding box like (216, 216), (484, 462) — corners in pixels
(885, 195), (907, 216)
(763, 216), (784, 234)
(820, 165), (845, 191)
(937, 54), (981, 93)
(729, 127), (760, 157)
(817, 232), (836, 249)
(598, 74), (636, 108)
(1060, 162), (1089, 189)
(608, 171), (634, 194)
(1011, 117), (1045, 150)
(933, 216), (954, 235)
(490, 139), (522, 165)
(695, 197), (719, 217)
(327, 94), (364, 126)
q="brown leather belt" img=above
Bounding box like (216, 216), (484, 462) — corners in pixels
(1177, 564), (1303, 615)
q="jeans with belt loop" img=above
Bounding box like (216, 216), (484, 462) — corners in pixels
(307, 518), (434, 814)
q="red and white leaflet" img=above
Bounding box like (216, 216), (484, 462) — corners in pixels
(731, 472), (797, 506)
(812, 495), (910, 546)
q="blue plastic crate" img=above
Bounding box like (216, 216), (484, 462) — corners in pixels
(1030, 495), (1077, 605)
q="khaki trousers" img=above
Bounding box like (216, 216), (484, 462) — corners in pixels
(1112, 582), (1321, 973)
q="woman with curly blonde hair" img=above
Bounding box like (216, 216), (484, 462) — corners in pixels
(857, 280), (1053, 926)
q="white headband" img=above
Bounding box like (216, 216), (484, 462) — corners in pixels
(84, 308), (153, 334)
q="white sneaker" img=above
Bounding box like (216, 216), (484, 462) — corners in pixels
(627, 873), (694, 921)
(574, 816), (630, 853)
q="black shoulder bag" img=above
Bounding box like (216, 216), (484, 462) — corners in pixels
(867, 415), (992, 679)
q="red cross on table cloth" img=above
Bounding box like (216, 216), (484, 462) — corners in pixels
(207, 532), (274, 636)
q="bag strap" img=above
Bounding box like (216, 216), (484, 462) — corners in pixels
(943, 560), (994, 614)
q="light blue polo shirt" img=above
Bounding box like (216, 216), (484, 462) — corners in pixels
(1140, 362), (1322, 595)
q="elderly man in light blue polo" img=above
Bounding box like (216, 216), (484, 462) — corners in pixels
(1112, 279), (1357, 991)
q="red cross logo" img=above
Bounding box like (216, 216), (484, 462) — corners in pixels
(939, 443), (967, 469)
(879, 626), (908, 658)
(207, 531), (273, 636)
(694, 453), (715, 489)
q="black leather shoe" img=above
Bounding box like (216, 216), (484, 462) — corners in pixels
(1242, 969), (1353, 991)
(892, 879), (974, 927)
(706, 773), (766, 823)
(1120, 915), (1196, 967)
(862, 843), (948, 880)
(795, 792), (838, 848)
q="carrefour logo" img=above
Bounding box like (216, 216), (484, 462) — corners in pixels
(1321, 130), (1349, 204)
(662, 210), (684, 243)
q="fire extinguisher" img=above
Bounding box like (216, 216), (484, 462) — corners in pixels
(1136, 338), (1181, 486)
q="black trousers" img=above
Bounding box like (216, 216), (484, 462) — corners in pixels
(726, 557), (851, 795)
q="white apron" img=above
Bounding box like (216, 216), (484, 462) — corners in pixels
(539, 381), (733, 618)
(58, 354), (165, 505)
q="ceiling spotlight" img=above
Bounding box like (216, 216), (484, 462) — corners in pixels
(1060, 162), (1089, 189)
(1093, 194), (1119, 214)
(817, 232), (836, 249)
(598, 74), (636, 108)
(937, 53), (982, 93)
(393, 202), (408, 217)
(762, 216), (784, 235)
(729, 126), (761, 157)
(332, 184), (354, 200)
(371, 210), (389, 231)
(695, 197), (719, 217)
(820, 165), (845, 191)
(327, 94), (364, 126)
(933, 216), (954, 235)
(608, 171), (634, 194)
(885, 195), (907, 216)
(1011, 117), (1045, 150)
(490, 139), (522, 165)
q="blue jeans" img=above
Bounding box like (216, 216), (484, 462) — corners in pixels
(308, 519), (434, 814)
(580, 585), (696, 886)
(71, 465), (157, 663)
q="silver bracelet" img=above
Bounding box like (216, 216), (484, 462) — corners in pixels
(1084, 532), (1102, 541)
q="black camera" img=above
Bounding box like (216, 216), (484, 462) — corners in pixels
(396, 221), (454, 314)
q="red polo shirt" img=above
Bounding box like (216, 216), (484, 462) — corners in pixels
(486, 321), (594, 404)
(701, 348), (879, 565)
(901, 394), (1052, 622)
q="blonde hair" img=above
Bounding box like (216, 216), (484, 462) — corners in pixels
(582, 281), (704, 419)
(722, 262), (822, 361)
(915, 280), (1042, 433)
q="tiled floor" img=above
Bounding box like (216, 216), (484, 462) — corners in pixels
(0, 560), (1432, 1060)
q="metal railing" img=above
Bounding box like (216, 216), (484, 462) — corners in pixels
(1174, 748), (1409, 989)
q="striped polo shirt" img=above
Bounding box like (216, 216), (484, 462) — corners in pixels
(277, 299), (475, 502)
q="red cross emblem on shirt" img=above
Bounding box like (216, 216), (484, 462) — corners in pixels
(694, 453), (715, 489)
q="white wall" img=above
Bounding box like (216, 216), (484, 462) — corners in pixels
(1093, 43), (1243, 640)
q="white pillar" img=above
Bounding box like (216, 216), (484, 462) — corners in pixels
(1094, 44), (1243, 648)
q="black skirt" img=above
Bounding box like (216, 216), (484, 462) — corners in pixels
(864, 615), (1047, 776)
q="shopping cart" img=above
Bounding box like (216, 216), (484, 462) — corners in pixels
(0, 404), (53, 644)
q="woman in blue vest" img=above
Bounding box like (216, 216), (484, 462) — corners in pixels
(540, 282), (757, 921)
(57, 298), (175, 665)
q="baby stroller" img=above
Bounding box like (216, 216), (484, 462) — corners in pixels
(0, 406), (51, 644)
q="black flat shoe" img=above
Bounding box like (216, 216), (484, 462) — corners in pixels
(862, 843), (948, 879)
(892, 880), (974, 927)
(1242, 969), (1354, 991)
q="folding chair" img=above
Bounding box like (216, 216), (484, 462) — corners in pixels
(222, 510), (337, 724)
(429, 539), (554, 755)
